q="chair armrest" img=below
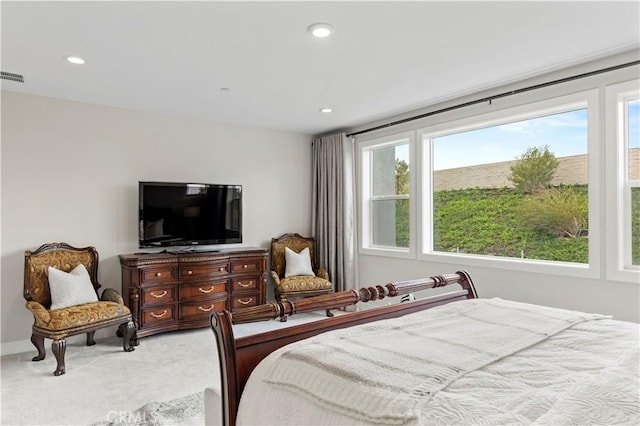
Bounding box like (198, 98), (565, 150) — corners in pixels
(25, 301), (51, 327)
(270, 270), (281, 286)
(101, 288), (125, 305)
(316, 268), (329, 281)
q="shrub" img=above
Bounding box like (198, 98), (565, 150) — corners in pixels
(515, 186), (587, 238)
(509, 146), (559, 194)
(395, 159), (410, 247)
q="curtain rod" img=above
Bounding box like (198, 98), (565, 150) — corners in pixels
(346, 60), (640, 138)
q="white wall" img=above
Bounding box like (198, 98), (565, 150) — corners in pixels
(1, 92), (312, 353)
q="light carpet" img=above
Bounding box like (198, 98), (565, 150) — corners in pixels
(1, 311), (332, 425)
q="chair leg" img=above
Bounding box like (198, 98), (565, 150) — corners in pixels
(120, 320), (136, 352)
(30, 334), (46, 362)
(326, 309), (334, 318)
(86, 331), (96, 346)
(117, 323), (139, 346)
(51, 339), (66, 376)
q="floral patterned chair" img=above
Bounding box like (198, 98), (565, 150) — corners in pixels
(23, 242), (136, 376)
(270, 233), (334, 321)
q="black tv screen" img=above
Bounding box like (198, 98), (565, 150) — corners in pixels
(139, 181), (242, 248)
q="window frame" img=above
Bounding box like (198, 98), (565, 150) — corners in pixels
(358, 131), (416, 258)
(417, 90), (601, 279)
(605, 79), (640, 283)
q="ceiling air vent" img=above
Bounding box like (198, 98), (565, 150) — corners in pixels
(1, 71), (25, 83)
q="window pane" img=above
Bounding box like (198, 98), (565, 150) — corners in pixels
(372, 144), (409, 196)
(628, 99), (639, 180)
(633, 187), (640, 266)
(627, 99), (639, 266)
(372, 199), (409, 248)
(431, 109), (588, 263)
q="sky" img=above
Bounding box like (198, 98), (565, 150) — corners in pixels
(630, 99), (640, 148)
(432, 108), (589, 170)
(393, 101), (639, 171)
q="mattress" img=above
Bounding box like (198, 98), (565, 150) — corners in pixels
(236, 298), (640, 425)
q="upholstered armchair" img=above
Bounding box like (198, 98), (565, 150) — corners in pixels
(23, 242), (136, 376)
(270, 233), (334, 321)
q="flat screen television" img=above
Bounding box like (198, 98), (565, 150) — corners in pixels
(139, 181), (242, 248)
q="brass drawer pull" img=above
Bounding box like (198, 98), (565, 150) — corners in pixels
(198, 286), (214, 294)
(243, 264), (248, 269)
(150, 290), (167, 298)
(155, 272), (162, 277)
(198, 305), (215, 312)
(238, 281), (253, 288)
(238, 298), (253, 305)
(218, 267), (225, 272)
(187, 270), (193, 275)
(149, 310), (168, 318)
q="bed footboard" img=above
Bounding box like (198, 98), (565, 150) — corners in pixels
(210, 270), (477, 426)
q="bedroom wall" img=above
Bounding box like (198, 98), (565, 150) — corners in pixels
(0, 92), (313, 354)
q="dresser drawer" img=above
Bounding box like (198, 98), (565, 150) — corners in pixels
(180, 300), (227, 320)
(230, 294), (259, 310)
(179, 261), (228, 280)
(180, 281), (227, 300)
(230, 258), (262, 274)
(231, 276), (258, 292)
(141, 305), (176, 327)
(140, 266), (178, 285)
(141, 286), (177, 306)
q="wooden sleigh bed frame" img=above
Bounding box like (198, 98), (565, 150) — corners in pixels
(210, 271), (478, 426)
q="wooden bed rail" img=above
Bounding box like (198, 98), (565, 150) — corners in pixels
(210, 271), (477, 426)
(231, 271), (477, 324)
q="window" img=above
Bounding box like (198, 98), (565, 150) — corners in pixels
(606, 80), (640, 282)
(360, 133), (414, 255)
(416, 91), (599, 276)
(355, 77), (639, 283)
(628, 99), (639, 267)
(427, 108), (589, 263)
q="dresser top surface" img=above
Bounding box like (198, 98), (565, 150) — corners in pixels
(119, 247), (267, 266)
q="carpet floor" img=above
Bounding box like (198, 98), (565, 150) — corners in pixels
(1, 311), (331, 425)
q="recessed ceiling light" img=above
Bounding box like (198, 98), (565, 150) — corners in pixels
(65, 56), (85, 65)
(319, 107), (333, 113)
(308, 23), (335, 38)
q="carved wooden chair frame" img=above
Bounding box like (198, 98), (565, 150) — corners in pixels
(270, 233), (334, 321)
(23, 242), (136, 376)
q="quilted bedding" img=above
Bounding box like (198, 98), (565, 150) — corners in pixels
(236, 298), (639, 425)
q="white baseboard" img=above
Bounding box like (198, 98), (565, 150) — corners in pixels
(1, 339), (33, 357)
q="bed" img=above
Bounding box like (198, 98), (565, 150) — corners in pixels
(209, 271), (639, 425)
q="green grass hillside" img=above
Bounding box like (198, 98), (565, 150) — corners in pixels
(432, 186), (590, 263)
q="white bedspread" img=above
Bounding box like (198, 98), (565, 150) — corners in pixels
(237, 298), (639, 425)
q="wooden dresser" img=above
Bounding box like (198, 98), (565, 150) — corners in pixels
(119, 248), (267, 339)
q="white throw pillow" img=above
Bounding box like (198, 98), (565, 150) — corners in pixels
(284, 247), (315, 277)
(48, 264), (99, 310)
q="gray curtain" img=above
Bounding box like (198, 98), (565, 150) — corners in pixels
(311, 132), (358, 294)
